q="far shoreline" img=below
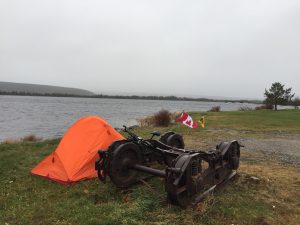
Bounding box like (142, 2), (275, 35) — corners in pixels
(0, 92), (262, 104)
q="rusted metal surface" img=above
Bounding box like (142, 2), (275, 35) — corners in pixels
(95, 126), (241, 208)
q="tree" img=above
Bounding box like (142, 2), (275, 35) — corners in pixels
(292, 97), (300, 109)
(264, 82), (295, 111)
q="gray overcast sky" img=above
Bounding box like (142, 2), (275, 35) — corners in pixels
(0, 0), (299, 99)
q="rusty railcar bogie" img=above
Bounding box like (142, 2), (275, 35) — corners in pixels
(95, 126), (241, 208)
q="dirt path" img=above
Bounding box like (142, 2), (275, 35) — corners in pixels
(241, 133), (300, 166)
(185, 130), (300, 166)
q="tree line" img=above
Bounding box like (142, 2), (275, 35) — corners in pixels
(0, 91), (260, 104)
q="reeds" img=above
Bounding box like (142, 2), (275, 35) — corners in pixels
(255, 104), (273, 110)
(2, 134), (42, 144)
(137, 110), (181, 127)
(208, 106), (221, 112)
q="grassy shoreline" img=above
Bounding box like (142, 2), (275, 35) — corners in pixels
(1, 110), (300, 225)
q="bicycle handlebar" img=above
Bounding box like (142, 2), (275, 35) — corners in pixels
(122, 125), (140, 140)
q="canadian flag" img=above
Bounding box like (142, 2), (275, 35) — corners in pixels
(177, 112), (198, 128)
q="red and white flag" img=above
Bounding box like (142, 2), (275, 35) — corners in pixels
(177, 112), (198, 128)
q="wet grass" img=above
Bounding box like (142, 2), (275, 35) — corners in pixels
(133, 110), (300, 142)
(190, 109), (300, 132)
(1, 110), (300, 224)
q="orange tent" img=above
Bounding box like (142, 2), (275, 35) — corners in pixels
(31, 116), (124, 184)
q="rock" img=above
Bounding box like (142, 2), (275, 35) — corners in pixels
(250, 176), (260, 183)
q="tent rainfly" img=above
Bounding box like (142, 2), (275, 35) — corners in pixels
(31, 116), (124, 184)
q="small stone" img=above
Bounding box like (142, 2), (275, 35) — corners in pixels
(272, 205), (275, 209)
(83, 189), (89, 194)
(250, 176), (260, 182)
(9, 181), (13, 184)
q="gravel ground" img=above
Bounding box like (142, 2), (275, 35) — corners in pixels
(240, 133), (300, 166)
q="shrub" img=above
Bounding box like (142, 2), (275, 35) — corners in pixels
(153, 110), (171, 127)
(265, 104), (274, 109)
(255, 104), (273, 110)
(2, 138), (20, 144)
(238, 106), (253, 111)
(2, 135), (41, 144)
(292, 97), (300, 109)
(137, 116), (155, 127)
(208, 106), (221, 112)
(22, 134), (41, 142)
(137, 110), (179, 127)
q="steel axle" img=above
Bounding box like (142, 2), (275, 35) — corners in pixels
(95, 126), (241, 208)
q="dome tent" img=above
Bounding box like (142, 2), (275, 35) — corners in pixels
(31, 116), (124, 184)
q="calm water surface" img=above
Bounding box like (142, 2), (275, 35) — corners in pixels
(0, 95), (259, 141)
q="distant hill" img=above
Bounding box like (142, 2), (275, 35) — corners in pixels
(0, 81), (261, 104)
(0, 82), (94, 96)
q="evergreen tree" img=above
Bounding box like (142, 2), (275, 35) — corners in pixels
(264, 82), (294, 110)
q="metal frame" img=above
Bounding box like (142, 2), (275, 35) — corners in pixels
(95, 126), (241, 208)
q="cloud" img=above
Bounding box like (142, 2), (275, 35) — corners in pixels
(0, 0), (299, 99)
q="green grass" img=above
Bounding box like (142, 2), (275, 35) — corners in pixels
(0, 143), (276, 225)
(191, 109), (300, 132)
(1, 110), (300, 225)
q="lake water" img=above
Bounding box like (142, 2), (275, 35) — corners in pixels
(0, 95), (259, 141)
